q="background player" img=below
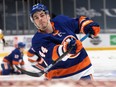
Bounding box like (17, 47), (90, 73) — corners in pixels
(0, 29), (6, 47)
(27, 3), (100, 80)
(0, 42), (26, 75)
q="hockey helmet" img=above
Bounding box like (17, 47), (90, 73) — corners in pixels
(18, 42), (26, 48)
(30, 3), (49, 22)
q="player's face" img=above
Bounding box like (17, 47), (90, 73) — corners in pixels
(20, 48), (25, 52)
(33, 11), (50, 31)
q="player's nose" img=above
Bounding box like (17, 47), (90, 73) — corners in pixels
(38, 16), (42, 21)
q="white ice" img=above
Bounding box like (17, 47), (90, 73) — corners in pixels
(0, 47), (116, 81)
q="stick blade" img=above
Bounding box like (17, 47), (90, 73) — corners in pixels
(16, 66), (44, 77)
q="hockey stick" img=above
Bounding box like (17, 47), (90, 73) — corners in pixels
(16, 34), (89, 77)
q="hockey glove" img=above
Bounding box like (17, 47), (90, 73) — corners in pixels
(84, 22), (100, 38)
(62, 36), (83, 58)
(67, 38), (76, 54)
(12, 65), (24, 75)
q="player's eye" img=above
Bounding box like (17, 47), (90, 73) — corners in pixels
(40, 13), (45, 18)
(33, 16), (39, 20)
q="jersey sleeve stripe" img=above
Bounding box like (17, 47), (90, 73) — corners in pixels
(12, 61), (19, 65)
(28, 55), (38, 62)
(52, 45), (60, 61)
(57, 45), (64, 56)
(58, 45), (70, 61)
(27, 51), (35, 57)
(79, 16), (93, 33)
(20, 61), (24, 65)
(28, 58), (36, 62)
(52, 45), (65, 61)
(80, 20), (93, 33)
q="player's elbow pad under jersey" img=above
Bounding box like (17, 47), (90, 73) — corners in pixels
(28, 52), (45, 66)
(27, 52), (38, 63)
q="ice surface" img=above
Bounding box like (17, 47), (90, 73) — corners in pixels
(0, 48), (116, 80)
(87, 50), (116, 80)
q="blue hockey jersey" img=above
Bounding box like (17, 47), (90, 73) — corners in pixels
(3, 48), (24, 66)
(28, 15), (93, 79)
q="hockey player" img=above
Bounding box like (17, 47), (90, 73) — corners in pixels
(0, 42), (26, 75)
(27, 3), (100, 80)
(0, 29), (6, 47)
